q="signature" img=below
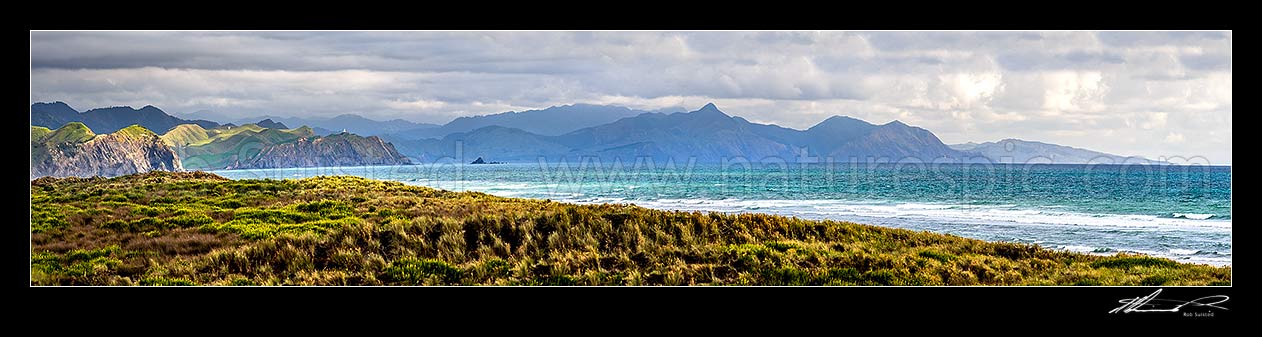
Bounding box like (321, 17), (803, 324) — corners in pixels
(1110, 289), (1229, 314)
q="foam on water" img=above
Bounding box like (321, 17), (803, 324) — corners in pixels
(608, 198), (1233, 232)
(1172, 213), (1215, 220)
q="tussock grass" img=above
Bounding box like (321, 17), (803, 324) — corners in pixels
(29, 171), (1231, 286)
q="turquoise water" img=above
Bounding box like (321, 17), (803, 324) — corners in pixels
(212, 162), (1232, 266)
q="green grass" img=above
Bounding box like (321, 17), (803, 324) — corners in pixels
(29, 171), (1232, 286)
(31, 126), (53, 143)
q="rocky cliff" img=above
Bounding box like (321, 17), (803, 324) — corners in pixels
(31, 123), (182, 179)
(235, 133), (411, 169)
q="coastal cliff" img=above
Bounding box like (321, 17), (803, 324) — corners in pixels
(235, 133), (411, 169)
(31, 123), (182, 178)
(32, 122), (411, 177)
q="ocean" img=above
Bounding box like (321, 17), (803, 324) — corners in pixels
(211, 161), (1232, 266)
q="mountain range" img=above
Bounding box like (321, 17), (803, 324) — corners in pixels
(32, 102), (221, 134)
(392, 103), (973, 163)
(389, 104), (651, 139)
(31, 101), (1160, 176)
(384, 103), (1158, 164)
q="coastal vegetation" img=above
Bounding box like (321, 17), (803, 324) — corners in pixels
(29, 172), (1231, 286)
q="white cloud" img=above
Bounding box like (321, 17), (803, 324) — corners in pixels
(932, 72), (1004, 110)
(1165, 132), (1185, 144)
(1040, 71), (1109, 113)
(386, 99), (447, 111)
(1141, 112), (1168, 130)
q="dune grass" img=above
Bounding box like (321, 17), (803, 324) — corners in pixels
(29, 171), (1231, 286)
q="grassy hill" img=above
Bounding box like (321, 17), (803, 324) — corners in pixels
(171, 124), (316, 169)
(43, 122), (96, 144)
(114, 124), (158, 140)
(29, 172), (1231, 286)
(32, 123), (98, 165)
(160, 124), (210, 148)
(31, 126), (53, 143)
(31, 124), (182, 179)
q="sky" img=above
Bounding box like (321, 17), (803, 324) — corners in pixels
(29, 31), (1232, 164)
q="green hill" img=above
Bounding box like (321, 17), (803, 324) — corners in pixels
(160, 124), (210, 148)
(114, 124), (158, 140)
(172, 124), (317, 170)
(29, 172), (1231, 286)
(30, 124), (180, 179)
(198, 124), (266, 146)
(31, 126), (53, 143)
(43, 122), (96, 144)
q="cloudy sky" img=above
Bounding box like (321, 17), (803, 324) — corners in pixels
(29, 31), (1232, 163)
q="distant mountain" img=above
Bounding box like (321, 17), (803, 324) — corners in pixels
(234, 114), (437, 137)
(254, 119), (289, 130)
(30, 102), (79, 129)
(174, 109), (240, 124)
(949, 139), (1158, 164)
(801, 117), (962, 160)
(31, 123), (181, 178)
(392, 104), (650, 139)
(31, 102), (220, 134)
(648, 106), (690, 114)
(37, 102), (1164, 171)
(551, 103), (798, 162)
(392, 103), (974, 164)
